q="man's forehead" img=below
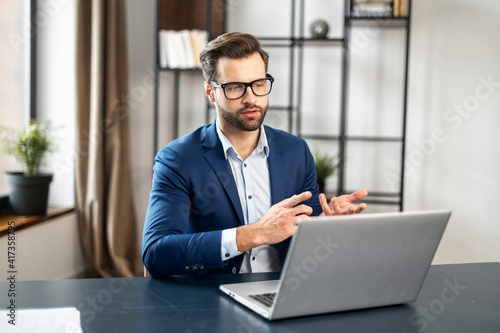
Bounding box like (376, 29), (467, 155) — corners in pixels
(215, 53), (266, 82)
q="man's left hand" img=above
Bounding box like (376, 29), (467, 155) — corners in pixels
(319, 189), (368, 216)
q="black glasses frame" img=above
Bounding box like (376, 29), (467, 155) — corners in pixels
(210, 74), (274, 100)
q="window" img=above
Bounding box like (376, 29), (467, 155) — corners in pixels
(0, 0), (31, 194)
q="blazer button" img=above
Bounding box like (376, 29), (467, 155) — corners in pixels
(185, 266), (190, 271)
(232, 267), (237, 274)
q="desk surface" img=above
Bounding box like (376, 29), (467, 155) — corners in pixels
(1, 263), (499, 332)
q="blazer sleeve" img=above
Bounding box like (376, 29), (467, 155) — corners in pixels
(142, 147), (224, 277)
(302, 141), (323, 216)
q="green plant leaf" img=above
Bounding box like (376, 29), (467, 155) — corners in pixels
(0, 120), (56, 176)
(313, 150), (339, 183)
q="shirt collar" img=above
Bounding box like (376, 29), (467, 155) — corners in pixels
(216, 120), (270, 159)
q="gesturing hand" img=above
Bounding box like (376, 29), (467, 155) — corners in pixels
(319, 189), (368, 216)
(236, 191), (313, 252)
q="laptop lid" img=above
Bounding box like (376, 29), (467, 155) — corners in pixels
(221, 210), (451, 320)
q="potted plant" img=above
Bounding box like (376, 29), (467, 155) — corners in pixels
(313, 151), (339, 194)
(0, 120), (56, 215)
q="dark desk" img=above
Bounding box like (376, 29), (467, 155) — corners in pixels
(1, 263), (499, 332)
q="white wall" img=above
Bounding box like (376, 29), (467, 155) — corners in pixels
(0, 212), (87, 280)
(127, 0), (500, 265)
(404, 0), (500, 263)
(0, 1), (30, 193)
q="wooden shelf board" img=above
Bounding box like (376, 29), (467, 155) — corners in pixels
(0, 207), (75, 237)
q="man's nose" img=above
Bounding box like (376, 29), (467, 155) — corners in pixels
(241, 85), (257, 103)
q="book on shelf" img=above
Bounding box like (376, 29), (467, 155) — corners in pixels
(158, 29), (208, 69)
(350, 0), (409, 18)
(351, 0), (393, 18)
(159, 30), (168, 68)
(393, 0), (409, 17)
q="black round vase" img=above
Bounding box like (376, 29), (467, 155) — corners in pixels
(4, 172), (53, 215)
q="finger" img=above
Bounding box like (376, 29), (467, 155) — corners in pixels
(282, 191), (312, 208)
(356, 203), (367, 213)
(349, 203), (366, 214)
(342, 189), (368, 202)
(319, 193), (333, 215)
(330, 197), (342, 215)
(295, 214), (312, 224)
(291, 204), (313, 217)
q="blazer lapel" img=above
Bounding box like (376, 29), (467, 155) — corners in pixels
(265, 126), (286, 205)
(202, 123), (245, 226)
(266, 127), (292, 263)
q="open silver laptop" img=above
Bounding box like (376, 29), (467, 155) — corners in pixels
(220, 210), (451, 320)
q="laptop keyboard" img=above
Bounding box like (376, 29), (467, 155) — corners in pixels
(249, 292), (276, 307)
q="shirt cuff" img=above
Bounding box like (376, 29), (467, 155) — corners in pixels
(221, 227), (242, 261)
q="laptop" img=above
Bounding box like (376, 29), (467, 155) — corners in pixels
(220, 210), (451, 320)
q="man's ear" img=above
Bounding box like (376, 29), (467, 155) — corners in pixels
(204, 81), (215, 103)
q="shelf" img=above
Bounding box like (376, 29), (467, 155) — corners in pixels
(0, 207), (75, 237)
(346, 135), (404, 143)
(257, 37), (293, 41)
(158, 0), (225, 37)
(324, 190), (401, 206)
(258, 36), (345, 47)
(158, 67), (202, 72)
(347, 16), (409, 27)
(359, 199), (401, 206)
(334, 190), (401, 206)
(206, 104), (297, 112)
(302, 134), (341, 141)
(345, 190), (400, 197)
(301, 135), (403, 143)
(294, 38), (345, 46)
(269, 105), (297, 111)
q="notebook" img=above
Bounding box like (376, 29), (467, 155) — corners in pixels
(220, 210), (451, 320)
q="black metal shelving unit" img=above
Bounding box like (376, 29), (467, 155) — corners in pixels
(153, 0), (412, 211)
(340, 0), (412, 211)
(294, 0), (412, 211)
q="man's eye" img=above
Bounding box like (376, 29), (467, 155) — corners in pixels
(227, 84), (242, 92)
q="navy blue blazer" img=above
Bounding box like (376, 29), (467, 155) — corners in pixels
(142, 122), (322, 277)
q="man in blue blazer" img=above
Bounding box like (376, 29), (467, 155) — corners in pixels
(143, 32), (367, 277)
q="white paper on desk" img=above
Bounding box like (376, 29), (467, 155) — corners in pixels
(0, 307), (82, 333)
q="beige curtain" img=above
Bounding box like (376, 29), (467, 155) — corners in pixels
(75, 0), (141, 277)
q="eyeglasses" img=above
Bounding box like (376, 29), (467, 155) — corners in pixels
(210, 74), (274, 100)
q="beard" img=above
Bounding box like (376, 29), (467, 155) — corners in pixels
(215, 100), (268, 132)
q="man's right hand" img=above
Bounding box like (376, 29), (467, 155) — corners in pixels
(236, 191), (313, 252)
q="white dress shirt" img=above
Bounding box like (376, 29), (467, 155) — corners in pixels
(217, 123), (282, 273)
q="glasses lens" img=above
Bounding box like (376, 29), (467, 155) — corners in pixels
(224, 83), (245, 99)
(252, 79), (272, 96)
(222, 78), (273, 99)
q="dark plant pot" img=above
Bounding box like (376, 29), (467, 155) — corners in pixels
(0, 192), (9, 215)
(4, 172), (53, 215)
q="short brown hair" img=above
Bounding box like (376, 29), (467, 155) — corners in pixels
(200, 32), (269, 82)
